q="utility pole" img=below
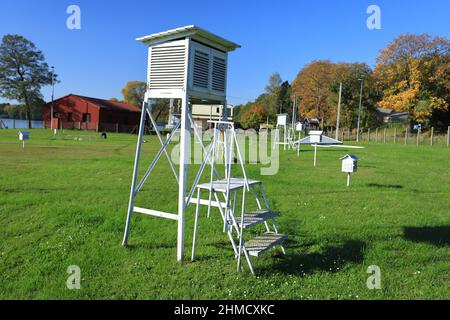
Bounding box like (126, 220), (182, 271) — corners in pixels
(356, 78), (364, 142)
(336, 82), (342, 140)
(50, 66), (55, 130)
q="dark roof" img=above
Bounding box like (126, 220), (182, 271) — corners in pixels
(75, 95), (141, 112)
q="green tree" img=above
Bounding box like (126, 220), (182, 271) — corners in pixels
(265, 72), (282, 94)
(121, 81), (147, 107)
(332, 62), (379, 128)
(0, 35), (55, 128)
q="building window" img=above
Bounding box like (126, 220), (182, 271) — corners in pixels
(67, 112), (73, 122)
(82, 113), (91, 123)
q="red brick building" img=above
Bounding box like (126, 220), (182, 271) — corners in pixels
(43, 94), (142, 132)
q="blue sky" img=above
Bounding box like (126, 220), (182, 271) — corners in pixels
(0, 0), (449, 105)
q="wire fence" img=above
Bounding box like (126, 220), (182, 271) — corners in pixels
(324, 126), (450, 147)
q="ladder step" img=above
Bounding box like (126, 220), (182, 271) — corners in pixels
(197, 178), (261, 192)
(233, 210), (279, 228)
(245, 232), (286, 257)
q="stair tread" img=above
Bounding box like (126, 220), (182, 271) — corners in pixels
(245, 232), (286, 257)
(233, 210), (279, 228)
(197, 178), (261, 192)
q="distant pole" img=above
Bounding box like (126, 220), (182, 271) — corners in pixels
(313, 144), (318, 167)
(50, 66), (55, 130)
(376, 128), (379, 142)
(394, 127), (397, 144)
(356, 78), (363, 142)
(336, 82), (342, 140)
(384, 128), (387, 144)
(430, 127), (434, 146)
(447, 126), (450, 147)
(405, 126), (408, 145)
(368, 128), (370, 142)
(417, 127), (421, 146)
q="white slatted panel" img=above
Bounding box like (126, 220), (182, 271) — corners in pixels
(148, 42), (186, 90)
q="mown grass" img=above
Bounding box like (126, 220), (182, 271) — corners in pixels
(0, 129), (449, 299)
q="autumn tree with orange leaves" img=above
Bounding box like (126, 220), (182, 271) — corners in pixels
(373, 34), (450, 126)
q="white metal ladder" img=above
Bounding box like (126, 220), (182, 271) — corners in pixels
(190, 120), (286, 275)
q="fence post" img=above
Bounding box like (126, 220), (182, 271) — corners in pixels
(394, 128), (397, 144)
(78, 121), (81, 130)
(430, 127), (434, 146)
(384, 128), (387, 144)
(405, 126), (408, 145)
(448, 126), (450, 147)
(116, 123), (119, 133)
(375, 128), (379, 143)
(417, 127), (421, 146)
(13, 119), (15, 129)
(368, 128), (370, 142)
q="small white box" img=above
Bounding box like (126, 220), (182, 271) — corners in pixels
(340, 154), (359, 173)
(309, 130), (323, 143)
(19, 132), (30, 141)
(277, 114), (288, 126)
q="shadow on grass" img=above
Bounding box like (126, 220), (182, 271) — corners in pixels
(259, 240), (366, 276)
(367, 183), (404, 189)
(403, 226), (450, 247)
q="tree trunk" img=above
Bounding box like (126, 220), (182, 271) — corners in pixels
(23, 91), (32, 129)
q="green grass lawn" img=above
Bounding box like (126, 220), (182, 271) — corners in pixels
(0, 129), (449, 299)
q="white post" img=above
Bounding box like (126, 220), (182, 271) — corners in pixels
(313, 144), (318, 167)
(347, 173), (351, 188)
(122, 101), (148, 246)
(447, 126), (450, 147)
(335, 82), (342, 140)
(356, 79), (363, 142)
(50, 66), (55, 130)
(177, 94), (190, 261)
(430, 127), (434, 146)
(417, 127), (421, 146)
(405, 126), (408, 145)
(191, 188), (201, 261)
